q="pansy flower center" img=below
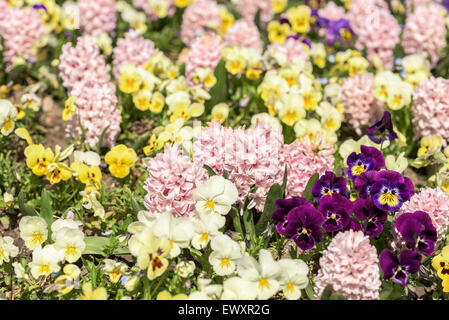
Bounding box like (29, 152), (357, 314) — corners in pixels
(379, 188), (399, 207)
(351, 161), (367, 176)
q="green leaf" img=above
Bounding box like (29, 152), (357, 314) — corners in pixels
(189, 248), (211, 273)
(83, 236), (130, 256)
(133, 131), (151, 152)
(96, 125), (110, 154)
(130, 196), (145, 215)
(205, 60), (228, 110)
(302, 173), (319, 202)
(40, 189), (53, 239)
(255, 183), (282, 236)
(329, 294), (346, 300)
(281, 165), (288, 196)
(243, 208), (256, 244)
(231, 207), (244, 239)
(203, 164), (217, 177)
(18, 192), (38, 217)
(6, 64), (26, 83)
(320, 284), (333, 300)
(281, 123), (296, 144)
(304, 283), (315, 300)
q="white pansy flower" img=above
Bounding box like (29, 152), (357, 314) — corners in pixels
(53, 228), (85, 263)
(236, 249), (282, 300)
(191, 212), (225, 250)
(29, 245), (64, 279)
(19, 216), (48, 250)
(193, 176), (238, 216)
(208, 234), (242, 276)
(221, 277), (258, 300)
(278, 259), (309, 300)
(103, 259), (128, 283)
(0, 236), (18, 265)
(0, 99), (18, 136)
(385, 152), (408, 173)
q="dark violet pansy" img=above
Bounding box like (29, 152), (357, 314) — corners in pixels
(272, 197), (313, 236)
(379, 249), (421, 287)
(312, 171), (347, 203)
(284, 205), (325, 250)
(395, 211), (437, 256)
(325, 19), (354, 45)
(370, 170), (414, 212)
(344, 217), (362, 232)
(353, 198), (387, 238)
(345, 145), (385, 180)
(318, 194), (353, 233)
(365, 111), (398, 144)
(354, 170), (378, 198)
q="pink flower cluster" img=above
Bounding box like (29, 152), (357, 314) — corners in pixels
(59, 35), (111, 91)
(401, 4), (447, 66)
(185, 33), (224, 87)
(68, 80), (122, 148)
(0, 0), (8, 19)
(78, 0), (117, 36)
(318, 2), (347, 20)
(396, 188), (449, 243)
(132, 0), (176, 21)
(347, 0), (388, 35)
(180, 0), (221, 46)
(411, 77), (449, 140)
(112, 29), (155, 79)
(266, 38), (310, 64)
(193, 121), (285, 212)
(342, 73), (384, 135)
(314, 230), (381, 300)
(144, 144), (208, 218)
(59, 36), (121, 148)
(282, 135), (334, 198)
(353, 7), (401, 69)
(224, 19), (263, 53)
(0, 7), (47, 69)
(405, 0), (434, 13)
(236, 0), (273, 26)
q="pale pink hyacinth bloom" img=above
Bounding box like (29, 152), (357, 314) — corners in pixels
(395, 188), (449, 244)
(193, 121), (285, 212)
(0, 0), (8, 19)
(67, 80), (121, 148)
(112, 29), (155, 79)
(0, 7), (47, 69)
(347, 0), (388, 35)
(78, 0), (117, 36)
(236, 0), (273, 26)
(224, 19), (263, 54)
(317, 2), (347, 21)
(401, 5), (447, 67)
(266, 38), (310, 64)
(132, 0), (176, 21)
(180, 0), (221, 46)
(314, 230), (381, 300)
(405, 0), (435, 14)
(342, 73), (384, 135)
(144, 143), (208, 218)
(353, 8), (401, 69)
(59, 35), (111, 91)
(411, 77), (449, 140)
(282, 135), (334, 198)
(185, 33), (224, 87)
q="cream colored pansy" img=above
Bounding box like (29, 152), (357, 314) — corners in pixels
(316, 101), (343, 132)
(211, 103), (229, 122)
(132, 90), (153, 111)
(191, 67), (217, 88)
(208, 234), (242, 276)
(191, 212), (225, 250)
(175, 260), (196, 278)
(278, 259), (309, 300)
(61, 1), (80, 30)
(80, 187), (105, 219)
(339, 135), (388, 161)
(374, 71), (401, 102)
(13, 262), (28, 279)
(3, 192), (13, 207)
(51, 218), (83, 241)
(236, 249), (281, 300)
(151, 212), (195, 258)
(103, 259), (128, 283)
(221, 277), (258, 300)
(0, 99), (18, 136)
(0, 236), (18, 265)
(223, 46), (247, 75)
(188, 278), (223, 300)
(385, 152), (408, 173)
(193, 175), (239, 216)
(29, 245), (64, 279)
(19, 216), (48, 250)
(386, 80), (413, 110)
(53, 227), (85, 263)
(275, 90), (306, 126)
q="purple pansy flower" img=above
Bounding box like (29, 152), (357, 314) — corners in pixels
(365, 111), (398, 144)
(395, 211), (437, 256)
(379, 249), (421, 287)
(345, 145), (385, 180)
(354, 170), (378, 198)
(284, 205), (325, 250)
(272, 197), (313, 236)
(344, 217), (362, 232)
(318, 194), (353, 233)
(325, 19), (354, 45)
(370, 170), (414, 212)
(353, 198), (387, 238)
(312, 171), (347, 203)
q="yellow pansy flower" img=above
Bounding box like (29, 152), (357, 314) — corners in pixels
(25, 144), (54, 176)
(267, 21), (291, 44)
(143, 134), (159, 156)
(105, 145), (138, 179)
(432, 246), (449, 292)
(271, 0), (287, 13)
(15, 127), (34, 145)
(71, 162), (102, 189)
(149, 92), (165, 113)
(133, 90), (152, 111)
(119, 69), (143, 94)
(219, 8), (235, 33)
(157, 290), (188, 300)
(45, 162), (72, 184)
(63, 96), (77, 121)
(78, 282), (108, 300)
(174, 0), (193, 8)
(286, 5), (311, 34)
